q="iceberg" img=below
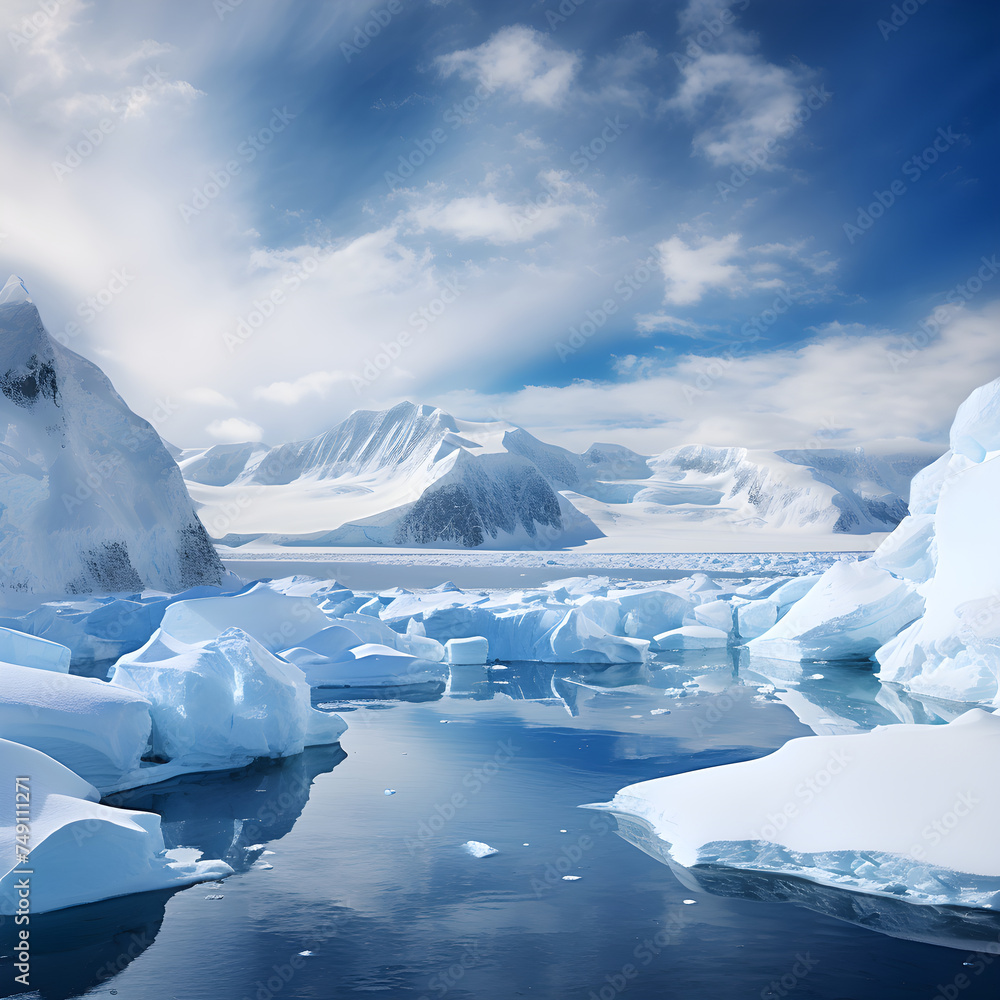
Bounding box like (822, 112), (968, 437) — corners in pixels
(748, 377), (1000, 704)
(652, 625), (729, 651)
(0, 276), (223, 594)
(598, 709), (1000, 908)
(445, 636), (489, 665)
(0, 626), (70, 672)
(0, 737), (231, 914)
(110, 627), (345, 770)
(746, 559), (923, 662)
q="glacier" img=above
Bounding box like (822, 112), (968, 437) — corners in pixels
(0, 276), (224, 594)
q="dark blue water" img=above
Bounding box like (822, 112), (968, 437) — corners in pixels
(5, 654), (1000, 1000)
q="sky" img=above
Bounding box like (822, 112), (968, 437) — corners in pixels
(0, 0), (998, 456)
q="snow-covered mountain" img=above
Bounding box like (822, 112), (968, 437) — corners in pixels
(180, 402), (937, 551)
(0, 276), (223, 592)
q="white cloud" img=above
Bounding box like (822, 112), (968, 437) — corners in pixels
(408, 171), (596, 244)
(426, 301), (1000, 456)
(183, 387), (238, 408)
(206, 417), (264, 443)
(634, 312), (722, 336)
(668, 1), (816, 167)
(253, 370), (349, 406)
(436, 26), (580, 108)
(655, 232), (838, 305)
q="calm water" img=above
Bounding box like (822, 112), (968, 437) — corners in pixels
(4, 652), (1000, 1000)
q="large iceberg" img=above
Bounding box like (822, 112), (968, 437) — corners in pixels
(0, 276), (223, 594)
(110, 627), (345, 770)
(747, 376), (1000, 706)
(598, 709), (1000, 908)
(0, 737), (231, 914)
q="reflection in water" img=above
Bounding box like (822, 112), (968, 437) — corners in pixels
(0, 888), (172, 1000)
(108, 743), (347, 873)
(739, 649), (960, 735)
(609, 811), (1000, 953)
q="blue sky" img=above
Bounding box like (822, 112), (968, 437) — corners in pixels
(1, 0), (998, 454)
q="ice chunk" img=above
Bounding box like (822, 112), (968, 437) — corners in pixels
(0, 626), (70, 672)
(651, 625), (729, 651)
(463, 841), (498, 858)
(872, 513), (937, 584)
(445, 636), (489, 665)
(737, 599), (779, 640)
(111, 627), (345, 769)
(950, 378), (1000, 461)
(691, 600), (735, 635)
(282, 641), (447, 689)
(158, 583), (332, 652)
(0, 737), (232, 914)
(598, 709), (1000, 908)
(0, 661), (151, 790)
(746, 559), (923, 662)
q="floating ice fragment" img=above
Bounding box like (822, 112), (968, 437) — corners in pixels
(384, 789), (396, 796)
(463, 841), (498, 858)
(682, 899), (697, 905)
(650, 709), (671, 716)
(562, 875), (581, 881)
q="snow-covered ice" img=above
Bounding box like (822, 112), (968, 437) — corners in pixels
(598, 709), (1000, 907)
(463, 841), (498, 858)
(0, 737), (232, 914)
(445, 636), (489, 665)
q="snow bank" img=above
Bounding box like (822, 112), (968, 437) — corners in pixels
(599, 709), (1000, 907)
(0, 737), (231, 914)
(111, 627), (345, 769)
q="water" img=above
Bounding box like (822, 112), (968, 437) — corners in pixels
(5, 653), (1000, 1000)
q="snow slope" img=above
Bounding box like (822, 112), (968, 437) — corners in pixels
(180, 402), (933, 552)
(0, 276), (223, 593)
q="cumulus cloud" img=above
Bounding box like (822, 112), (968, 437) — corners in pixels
(206, 417), (264, 443)
(655, 232), (838, 305)
(668, 1), (817, 166)
(436, 25), (580, 108)
(253, 371), (349, 405)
